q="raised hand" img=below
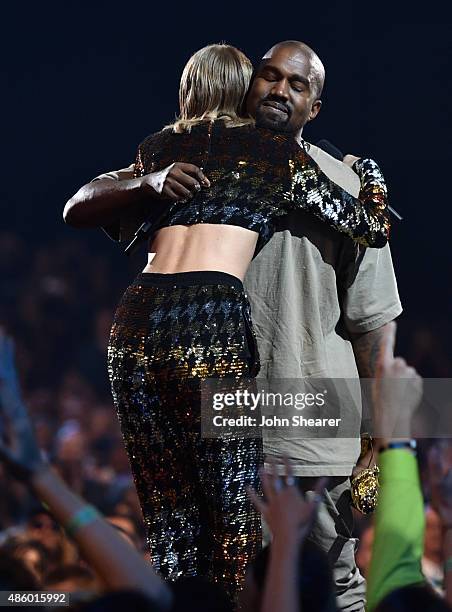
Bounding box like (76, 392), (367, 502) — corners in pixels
(372, 321), (423, 442)
(247, 456), (327, 543)
(0, 329), (23, 408)
(0, 329), (47, 480)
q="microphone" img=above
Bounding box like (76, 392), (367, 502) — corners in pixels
(124, 219), (155, 257)
(315, 139), (403, 221)
(316, 139), (344, 162)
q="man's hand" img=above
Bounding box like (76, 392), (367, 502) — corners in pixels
(372, 322), (423, 443)
(64, 162), (211, 228)
(247, 456), (327, 544)
(343, 154), (361, 168)
(141, 162), (210, 201)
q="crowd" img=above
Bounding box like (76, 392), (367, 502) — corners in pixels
(1, 227), (452, 611)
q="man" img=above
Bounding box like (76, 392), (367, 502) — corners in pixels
(64, 41), (401, 611)
(241, 43), (401, 612)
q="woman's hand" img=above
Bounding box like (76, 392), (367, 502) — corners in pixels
(0, 329), (47, 481)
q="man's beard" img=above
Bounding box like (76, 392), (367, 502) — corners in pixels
(254, 103), (293, 134)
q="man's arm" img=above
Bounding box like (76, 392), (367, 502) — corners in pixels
(341, 241), (403, 376)
(350, 323), (394, 471)
(350, 323), (390, 378)
(63, 163), (209, 228)
(343, 241), (402, 467)
(63, 173), (148, 228)
(348, 325), (390, 475)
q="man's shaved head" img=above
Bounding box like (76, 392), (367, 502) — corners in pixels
(262, 40), (325, 99)
(246, 40), (324, 138)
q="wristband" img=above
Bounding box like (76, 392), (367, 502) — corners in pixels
(379, 440), (417, 454)
(64, 505), (101, 538)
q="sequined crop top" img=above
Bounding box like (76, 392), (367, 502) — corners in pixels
(133, 120), (390, 255)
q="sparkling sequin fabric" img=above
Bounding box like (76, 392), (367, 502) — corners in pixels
(351, 465), (380, 514)
(107, 271), (262, 598)
(134, 120), (390, 251)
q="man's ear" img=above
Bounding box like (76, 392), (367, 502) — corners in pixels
(308, 99), (322, 122)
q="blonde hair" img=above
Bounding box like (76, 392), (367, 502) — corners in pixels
(169, 44), (254, 132)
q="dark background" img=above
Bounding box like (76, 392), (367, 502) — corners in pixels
(2, 1), (452, 373)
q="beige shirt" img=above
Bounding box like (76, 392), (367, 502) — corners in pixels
(244, 145), (402, 475)
(94, 144), (402, 476)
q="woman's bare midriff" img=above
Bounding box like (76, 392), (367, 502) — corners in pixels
(142, 224), (258, 281)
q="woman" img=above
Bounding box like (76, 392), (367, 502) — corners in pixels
(107, 43), (389, 598)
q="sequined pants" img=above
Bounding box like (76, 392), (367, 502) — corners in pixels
(107, 271), (262, 597)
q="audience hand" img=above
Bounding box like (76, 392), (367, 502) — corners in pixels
(0, 329), (47, 481)
(248, 456), (327, 543)
(428, 442), (452, 529)
(372, 321), (423, 444)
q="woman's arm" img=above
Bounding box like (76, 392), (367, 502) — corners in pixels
(288, 146), (390, 248)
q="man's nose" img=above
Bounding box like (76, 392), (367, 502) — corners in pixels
(270, 79), (289, 99)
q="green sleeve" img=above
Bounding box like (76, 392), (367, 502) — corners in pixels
(366, 449), (425, 611)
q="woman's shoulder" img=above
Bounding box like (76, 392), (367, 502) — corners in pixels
(136, 121), (304, 173)
(219, 122), (295, 145)
(139, 127), (182, 149)
(137, 127), (194, 171)
(212, 122), (299, 165)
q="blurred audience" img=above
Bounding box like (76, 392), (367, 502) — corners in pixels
(0, 233), (141, 532)
(355, 523), (374, 578)
(25, 507), (79, 571)
(423, 505), (445, 594)
(366, 322), (451, 611)
(44, 564), (98, 593)
(0, 328), (172, 610)
(1, 536), (48, 585)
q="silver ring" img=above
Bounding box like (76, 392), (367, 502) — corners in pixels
(273, 477), (284, 492)
(313, 492), (323, 504)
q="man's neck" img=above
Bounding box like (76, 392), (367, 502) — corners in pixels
(294, 128), (304, 145)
